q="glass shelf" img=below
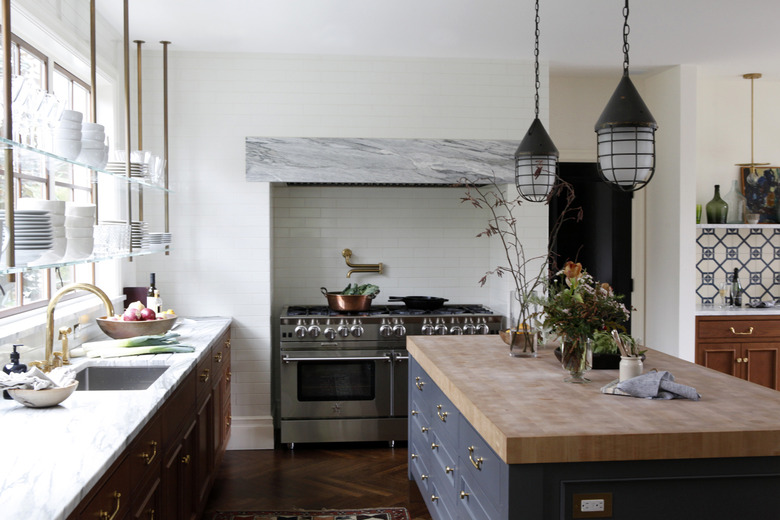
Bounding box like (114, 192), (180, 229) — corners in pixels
(0, 247), (172, 275)
(0, 137), (172, 193)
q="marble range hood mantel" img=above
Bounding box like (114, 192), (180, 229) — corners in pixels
(245, 137), (517, 185)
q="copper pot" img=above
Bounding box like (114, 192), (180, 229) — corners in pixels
(321, 287), (377, 312)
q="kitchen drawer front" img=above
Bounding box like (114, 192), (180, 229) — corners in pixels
(410, 437), (432, 496)
(697, 316), (780, 340)
(196, 345), (214, 403)
(428, 479), (457, 520)
(126, 413), (162, 494)
(410, 359), (431, 404)
(459, 416), (502, 508)
(78, 459), (130, 520)
(429, 383), (459, 446)
(410, 396), (432, 443)
(429, 430), (457, 493)
(161, 368), (196, 448)
(458, 471), (499, 520)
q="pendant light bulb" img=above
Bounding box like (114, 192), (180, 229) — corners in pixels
(515, 0), (558, 203)
(594, 0), (658, 192)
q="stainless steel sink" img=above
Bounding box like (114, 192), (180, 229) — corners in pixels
(74, 365), (169, 391)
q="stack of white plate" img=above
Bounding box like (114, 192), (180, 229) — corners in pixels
(147, 232), (172, 251)
(131, 221), (150, 250)
(105, 161), (149, 180)
(0, 209), (54, 265)
(17, 199), (66, 265)
(62, 203), (95, 261)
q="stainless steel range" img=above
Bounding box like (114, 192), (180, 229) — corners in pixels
(276, 304), (503, 448)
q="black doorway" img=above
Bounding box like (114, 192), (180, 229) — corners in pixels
(548, 162), (633, 330)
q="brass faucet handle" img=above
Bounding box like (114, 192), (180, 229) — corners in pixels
(58, 326), (73, 365)
(51, 351), (64, 368)
(28, 361), (44, 370)
(58, 326), (73, 339)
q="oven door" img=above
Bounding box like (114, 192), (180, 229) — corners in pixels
(280, 350), (393, 419)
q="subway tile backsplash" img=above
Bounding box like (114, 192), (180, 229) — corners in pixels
(696, 227), (780, 304)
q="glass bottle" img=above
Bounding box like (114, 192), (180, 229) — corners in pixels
(723, 180), (746, 224)
(706, 184), (728, 224)
(731, 268), (743, 307)
(147, 273), (157, 309)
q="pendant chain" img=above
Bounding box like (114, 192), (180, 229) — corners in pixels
(534, 0), (540, 118)
(622, 0), (630, 75)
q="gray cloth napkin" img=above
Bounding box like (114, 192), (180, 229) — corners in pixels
(615, 370), (701, 400)
(0, 366), (75, 391)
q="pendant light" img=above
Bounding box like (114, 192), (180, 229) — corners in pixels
(595, 0), (657, 192)
(737, 73), (769, 184)
(514, 0), (558, 203)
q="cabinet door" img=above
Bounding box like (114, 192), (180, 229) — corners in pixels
(698, 342), (741, 378)
(744, 342), (780, 390)
(195, 391), (214, 513)
(131, 475), (161, 520)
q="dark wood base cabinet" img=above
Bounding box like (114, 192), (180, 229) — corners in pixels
(695, 315), (780, 390)
(70, 329), (231, 520)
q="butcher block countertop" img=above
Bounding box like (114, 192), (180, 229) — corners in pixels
(407, 335), (780, 465)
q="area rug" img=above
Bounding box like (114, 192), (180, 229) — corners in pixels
(211, 508), (410, 520)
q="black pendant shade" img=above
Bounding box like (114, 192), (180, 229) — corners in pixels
(514, 117), (559, 202)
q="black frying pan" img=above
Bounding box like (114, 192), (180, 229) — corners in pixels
(388, 296), (449, 310)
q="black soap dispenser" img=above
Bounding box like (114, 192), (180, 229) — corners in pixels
(3, 344), (27, 400)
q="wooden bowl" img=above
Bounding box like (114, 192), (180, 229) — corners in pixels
(500, 329), (532, 347)
(8, 380), (78, 408)
(96, 315), (177, 339)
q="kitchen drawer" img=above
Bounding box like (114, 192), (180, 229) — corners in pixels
(428, 479), (457, 520)
(161, 368), (196, 448)
(459, 416), (503, 508)
(697, 316), (780, 340)
(429, 430), (457, 493)
(78, 457), (130, 520)
(196, 345), (214, 403)
(410, 396), (431, 440)
(125, 413), (162, 495)
(429, 383), (459, 446)
(410, 438), (432, 495)
(410, 361), (430, 401)
(458, 471), (499, 520)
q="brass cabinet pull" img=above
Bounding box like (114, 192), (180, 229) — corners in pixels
(460, 491), (470, 499)
(226, 371), (232, 383)
(200, 369), (210, 382)
(743, 357), (749, 363)
(146, 508), (155, 520)
(468, 446), (483, 470)
(225, 338), (231, 349)
(226, 415), (232, 427)
(181, 454), (191, 465)
(98, 491), (121, 520)
(140, 440), (158, 465)
(730, 326), (754, 335)
(445, 466), (454, 474)
(421, 427), (429, 433)
(411, 409), (419, 416)
(420, 474), (428, 481)
(415, 377), (425, 391)
(411, 453), (418, 459)
(431, 494), (439, 503)
(214, 351), (223, 363)
(736, 358), (743, 363)
(431, 442), (439, 450)
(436, 404), (448, 422)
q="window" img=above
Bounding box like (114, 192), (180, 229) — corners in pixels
(0, 35), (94, 316)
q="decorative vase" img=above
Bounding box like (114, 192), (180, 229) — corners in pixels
(706, 184), (728, 224)
(723, 180), (746, 224)
(506, 290), (539, 358)
(560, 334), (593, 383)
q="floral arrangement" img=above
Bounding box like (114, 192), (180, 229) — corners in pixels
(538, 261), (630, 340)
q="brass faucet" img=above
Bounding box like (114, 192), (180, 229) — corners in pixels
(342, 249), (383, 278)
(38, 283), (115, 372)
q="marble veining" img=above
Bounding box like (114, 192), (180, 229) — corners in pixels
(0, 316), (231, 520)
(245, 137), (517, 184)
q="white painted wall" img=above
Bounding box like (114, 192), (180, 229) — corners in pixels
(133, 53), (547, 449)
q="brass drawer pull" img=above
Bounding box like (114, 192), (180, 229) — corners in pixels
(431, 442), (439, 450)
(420, 473), (428, 481)
(140, 440), (158, 465)
(460, 491), (470, 499)
(181, 454), (191, 465)
(431, 494), (439, 503)
(445, 466), (454, 474)
(98, 491), (121, 520)
(226, 371), (232, 383)
(214, 351), (223, 363)
(468, 446), (483, 470)
(736, 357), (749, 364)
(411, 409), (419, 416)
(146, 508), (155, 520)
(415, 377), (425, 391)
(411, 453), (418, 459)
(200, 369), (210, 382)
(225, 338), (231, 349)
(226, 415), (232, 427)
(421, 427), (429, 433)
(730, 326), (754, 335)
(436, 404), (448, 422)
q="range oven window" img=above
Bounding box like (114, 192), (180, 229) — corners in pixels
(297, 361), (376, 401)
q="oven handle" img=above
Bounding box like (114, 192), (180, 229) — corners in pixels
(394, 355), (409, 362)
(282, 355), (392, 363)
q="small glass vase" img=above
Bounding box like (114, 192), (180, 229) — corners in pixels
(723, 180), (746, 224)
(560, 334), (593, 383)
(705, 184), (728, 224)
(507, 290), (539, 358)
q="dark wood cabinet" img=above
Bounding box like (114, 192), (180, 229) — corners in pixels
(696, 315), (780, 390)
(69, 327), (231, 520)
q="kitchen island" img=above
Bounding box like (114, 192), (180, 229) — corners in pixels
(408, 335), (780, 520)
(0, 316), (231, 520)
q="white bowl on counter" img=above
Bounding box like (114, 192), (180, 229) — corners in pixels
(7, 381), (79, 408)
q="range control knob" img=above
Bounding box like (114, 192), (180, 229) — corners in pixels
(434, 318), (448, 335)
(294, 320), (307, 338)
(308, 321), (321, 338)
(463, 318), (476, 335)
(337, 320), (351, 338)
(393, 325), (407, 337)
(475, 317), (490, 335)
(351, 320), (364, 338)
(449, 318), (463, 335)
(323, 327), (337, 340)
(379, 319), (394, 338)
(421, 318), (434, 335)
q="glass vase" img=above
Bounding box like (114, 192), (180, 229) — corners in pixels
(723, 180), (746, 224)
(560, 334), (593, 383)
(706, 184), (728, 224)
(507, 290), (539, 358)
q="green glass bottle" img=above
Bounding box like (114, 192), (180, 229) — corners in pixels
(706, 184), (728, 224)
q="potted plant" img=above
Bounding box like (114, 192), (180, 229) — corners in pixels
(460, 174), (579, 357)
(537, 261), (631, 382)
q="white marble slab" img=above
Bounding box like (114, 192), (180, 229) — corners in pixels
(245, 137), (518, 184)
(0, 316), (232, 520)
(695, 305), (780, 316)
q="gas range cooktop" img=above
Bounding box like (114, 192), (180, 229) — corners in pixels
(284, 304), (496, 317)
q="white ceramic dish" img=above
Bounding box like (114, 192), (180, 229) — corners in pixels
(65, 215), (94, 227)
(54, 128), (82, 141)
(16, 199), (65, 213)
(60, 109), (83, 123)
(56, 120), (82, 130)
(63, 237), (93, 259)
(7, 381), (78, 408)
(54, 139), (81, 161)
(65, 227), (93, 238)
(81, 122), (104, 132)
(81, 131), (105, 142)
(64, 203), (96, 217)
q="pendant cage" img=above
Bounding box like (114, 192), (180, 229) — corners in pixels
(515, 153), (557, 202)
(596, 125), (656, 192)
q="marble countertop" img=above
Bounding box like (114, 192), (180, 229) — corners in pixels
(0, 316), (231, 520)
(408, 335), (780, 465)
(696, 304), (780, 315)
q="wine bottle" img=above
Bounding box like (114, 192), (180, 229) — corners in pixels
(731, 268), (743, 307)
(147, 273), (157, 309)
(153, 289), (162, 314)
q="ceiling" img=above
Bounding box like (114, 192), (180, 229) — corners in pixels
(96, 0), (780, 78)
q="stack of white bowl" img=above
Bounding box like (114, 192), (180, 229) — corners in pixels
(17, 199), (66, 265)
(53, 110), (83, 161)
(62, 203), (95, 261)
(77, 122), (108, 169)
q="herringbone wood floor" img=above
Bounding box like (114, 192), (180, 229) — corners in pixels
(203, 443), (432, 520)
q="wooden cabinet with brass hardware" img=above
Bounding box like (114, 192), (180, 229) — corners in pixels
(696, 315), (780, 390)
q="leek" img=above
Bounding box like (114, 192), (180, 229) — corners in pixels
(86, 345), (195, 359)
(82, 332), (181, 351)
